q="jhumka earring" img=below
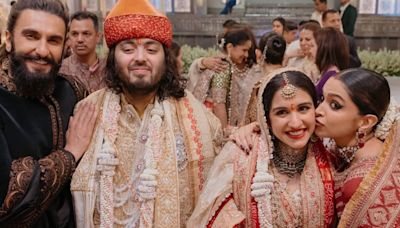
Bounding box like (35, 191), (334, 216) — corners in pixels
(356, 129), (366, 148)
(281, 73), (296, 100)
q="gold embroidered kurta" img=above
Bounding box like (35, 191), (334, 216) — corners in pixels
(71, 89), (222, 228)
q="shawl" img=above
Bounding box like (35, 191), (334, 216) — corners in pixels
(71, 89), (222, 227)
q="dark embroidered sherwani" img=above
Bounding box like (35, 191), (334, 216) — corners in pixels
(0, 57), (80, 228)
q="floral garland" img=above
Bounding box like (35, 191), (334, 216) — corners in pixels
(97, 93), (164, 228)
(374, 98), (400, 140)
(250, 118), (275, 228)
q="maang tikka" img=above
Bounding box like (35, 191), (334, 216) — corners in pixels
(281, 73), (296, 99)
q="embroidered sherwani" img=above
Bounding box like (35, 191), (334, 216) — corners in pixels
(71, 89), (222, 227)
(0, 57), (80, 227)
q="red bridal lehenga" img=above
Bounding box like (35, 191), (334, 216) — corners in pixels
(187, 69), (335, 228)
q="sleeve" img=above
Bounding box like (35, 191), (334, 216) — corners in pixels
(187, 58), (214, 103)
(59, 73), (87, 100)
(187, 142), (245, 227)
(0, 145), (76, 225)
(210, 69), (231, 104)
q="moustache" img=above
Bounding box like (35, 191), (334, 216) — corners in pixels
(21, 54), (58, 66)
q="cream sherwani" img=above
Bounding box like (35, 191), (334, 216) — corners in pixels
(71, 89), (222, 227)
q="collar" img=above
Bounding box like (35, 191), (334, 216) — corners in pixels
(340, 2), (350, 14)
(120, 93), (155, 121)
(71, 54), (100, 73)
(0, 57), (17, 93)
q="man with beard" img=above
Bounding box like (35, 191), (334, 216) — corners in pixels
(70, 0), (222, 227)
(59, 11), (106, 96)
(0, 0), (98, 227)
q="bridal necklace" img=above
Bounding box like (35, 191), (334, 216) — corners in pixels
(272, 142), (307, 177)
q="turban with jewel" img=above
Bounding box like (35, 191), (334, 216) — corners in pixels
(104, 0), (173, 48)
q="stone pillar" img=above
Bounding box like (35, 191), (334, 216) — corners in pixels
(193, 0), (208, 15)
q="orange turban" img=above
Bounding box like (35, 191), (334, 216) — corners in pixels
(104, 0), (173, 48)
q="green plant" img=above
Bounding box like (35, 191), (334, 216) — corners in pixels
(181, 45), (220, 73)
(359, 49), (400, 76)
(181, 45), (400, 76)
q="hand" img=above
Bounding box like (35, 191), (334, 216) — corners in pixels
(201, 56), (229, 73)
(64, 101), (98, 161)
(251, 171), (274, 200)
(137, 168), (158, 201)
(285, 48), (304, 59)
(229, 122), (261, 153)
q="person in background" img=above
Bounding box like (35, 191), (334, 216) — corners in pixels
(313, 27), (349, 101)
(311, 0), (328, 26)
(220, 0), (237, 14)
(59, 11), (106, 97)
(340, 0), (357, 37)
(0, 0), (97, 227)
(258, 32), (286, 76)
(222, 19), (239, 33)
(322, 9), (361, 67)
(287, 22), (321, 83)
(272, 16), (285, 35)
(208, 25), (261, 129)
(170, 41), (186, 78)
(283, 20), (298, 45)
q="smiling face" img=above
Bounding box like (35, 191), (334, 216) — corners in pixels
(299, 29), (316, 55)
(5, 9), (66, 97)
(227, 40), (252, 65)
(269, 88), (316, 150)
(6, 9), (65, 74)
(114, 38), (166, 95)
(315, 77), (363, 146)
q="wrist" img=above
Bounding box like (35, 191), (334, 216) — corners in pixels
(63, 146), (79, 162)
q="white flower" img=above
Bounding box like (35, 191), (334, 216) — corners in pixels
(374, 98), (400, 140)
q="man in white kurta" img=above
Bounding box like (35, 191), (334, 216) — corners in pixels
(70, 0), (222, 227)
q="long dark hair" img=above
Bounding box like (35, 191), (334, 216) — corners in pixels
(262, 71), (317, 123)
(315, 27), (349, 73)
(336, 68), (390, 122)
(105, 44), (186, 101)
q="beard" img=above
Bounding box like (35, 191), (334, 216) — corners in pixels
(9, 51), (60, 98)
(116, 62), (163, 96)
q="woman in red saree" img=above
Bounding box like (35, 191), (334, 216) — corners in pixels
(188, 69), (334, 227)
(315, 68), (400, 227)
